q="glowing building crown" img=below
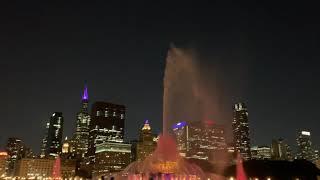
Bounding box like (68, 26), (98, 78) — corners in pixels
(142, 120), (151, 130)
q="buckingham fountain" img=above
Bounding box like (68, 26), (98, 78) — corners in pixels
(105, 46), (247, 180)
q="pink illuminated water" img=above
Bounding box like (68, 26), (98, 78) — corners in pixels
(52, 157), (61, 180)
(120, 135), (205, 179)
(107, 45), (245, 179)
(163, 45), (224, 134)
(236, 153), (247, 180)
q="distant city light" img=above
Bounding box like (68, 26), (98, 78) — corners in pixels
(0, 152), (7, 156)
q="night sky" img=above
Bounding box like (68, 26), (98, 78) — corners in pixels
(1, 1), (320, 153)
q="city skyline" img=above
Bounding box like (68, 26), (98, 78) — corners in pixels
(2, 83), (318, 154)
(1, 1), (320, 154)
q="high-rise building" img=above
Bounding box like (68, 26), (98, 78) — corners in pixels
(40, 112), (64, 157)
(136, 120), (157, 161)
(173, 121), (189, 157)
(271, 138), (293, 160)
(296, 130), (315, 162)
(172, 121), (227, 163)
(5, 137), (24, 175)
(73, 85), (91, 158)
(93, 142), (131, 177)
(87, 102), (126, 161)
(0, 151), (8, 177)
(251, 146), (271, 160)
(232, 102), (251, 160)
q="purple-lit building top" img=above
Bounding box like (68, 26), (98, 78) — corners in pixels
(172, 121), (187, 129)
(82, 85), (89, 101)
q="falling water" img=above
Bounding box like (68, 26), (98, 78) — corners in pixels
(163, 45), (224, 134)
(236, 153), (247, 180)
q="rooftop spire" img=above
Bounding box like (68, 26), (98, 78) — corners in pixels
(82, 84), (88, 101)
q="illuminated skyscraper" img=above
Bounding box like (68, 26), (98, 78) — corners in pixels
(87, 102), (126, 162)
(41, 112), (64, 157)
(136, 120), (157, 161)
(172, 121), (189, 157)
(5, 137), (24, 175)
(172, 121), (227, 163)
(232, 102), (251, 160)
(73, 85), (91, 158)
(296, 130), (315, 162)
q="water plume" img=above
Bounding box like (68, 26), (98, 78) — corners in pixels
(52, 156), (61, 180)
(163, 44), (224, 134)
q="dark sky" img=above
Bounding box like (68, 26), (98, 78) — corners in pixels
(1, 1), (320, 153)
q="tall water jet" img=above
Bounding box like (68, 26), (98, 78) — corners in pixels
(236, 153), (247, 180)
(52, 156), (61, 180)
(163, 44), (224, 134)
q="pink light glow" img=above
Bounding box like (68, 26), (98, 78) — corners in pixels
(204, 120), (215, 126)
(236, 153), (247, 180)
(52, 157), (61, 180)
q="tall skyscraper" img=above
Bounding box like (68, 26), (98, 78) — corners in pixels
(172, 121), (227, 163)
(73, 85), (91, 158)
(296, 130), (315, 162)
(41, 112), (64, 157)
(136, 120), (157, 161)
(271, 138), (293, 160)
(5, 137), (24, 175)
(87, 102), (126, 162)
(232, 102), (251, 160)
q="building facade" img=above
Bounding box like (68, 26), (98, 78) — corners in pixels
(232, 102), (251, 160)
(251, 146), (271, 160)
(271, 138), (293, 160)
(41, 112), (64, 157)
(15, 158), (55, 178)
(296, 130), (316, 162)
(61, 159), (77, 179)
(93, 142), (131, 177)
(73, 85), (91, 158)
(136, 120), (157, 161)
(87, 102), (126, 162)
(172, 121), (227, 163)
(0, 151), (8, 177)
